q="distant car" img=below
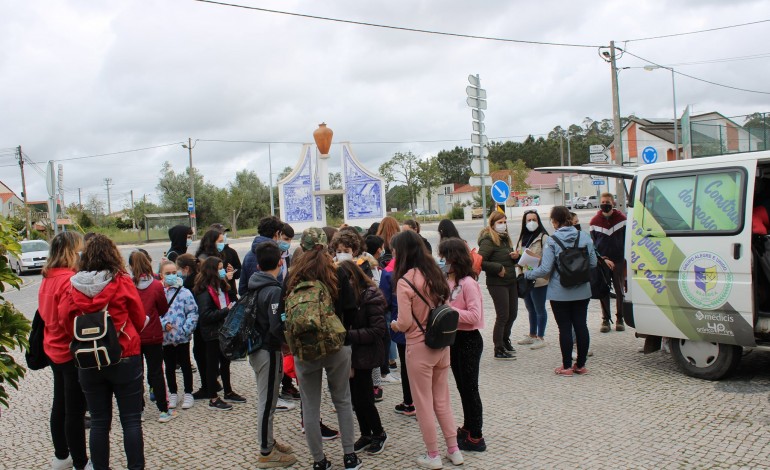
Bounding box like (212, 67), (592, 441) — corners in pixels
(472, 207), (484, 218)
(575, 196), (599, 209)
(10, 240), (50, 275)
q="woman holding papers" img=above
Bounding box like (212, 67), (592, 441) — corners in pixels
(514, 210), (550, 350)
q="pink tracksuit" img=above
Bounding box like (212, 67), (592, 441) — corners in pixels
(395, 268), (458, 454)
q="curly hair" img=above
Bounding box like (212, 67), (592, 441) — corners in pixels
(42, 231), (83, 277)
(331, 230), (362, 256)
(193, 256), (229, 294)
(78, 234), (126, 277)
(284, 247), (339, 303)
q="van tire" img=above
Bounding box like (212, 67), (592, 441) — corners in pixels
(669, 339), (741, 380)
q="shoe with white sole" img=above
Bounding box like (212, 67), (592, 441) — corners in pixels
(416, 454), (443, 469)
(168, 393), (178, 409)
(517, 335), (535, 345)
(530, 338), (546, 350)
(446, 449), (464, 466)
(51, 456), (72, 470)
(381, 373), (401, 384)
(182, 393), (194, 409)
(276, 398), (296, 412)
(158, 410), (178, 423)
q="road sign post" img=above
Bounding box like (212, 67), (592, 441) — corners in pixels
(589, 144), (610, 164)
(467, 74), (489, 220)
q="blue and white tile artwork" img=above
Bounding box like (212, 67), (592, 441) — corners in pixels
(314, 157), (322, 221)
(342, 144), (384, 220)
(281, 147), (314, 223)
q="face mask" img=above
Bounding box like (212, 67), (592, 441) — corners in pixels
(441, 263), (451, 275)
(186, 239), (192, 247)
(336, 252), (353, 262)
(218, 268), (227, 279)
(600, 204), (613, 214)
(278, 241), (291, 252)
(574, 224), (582, 232)
(526, 221), (538, 232)
(494, 222), (507, 234)
(438, 258), (446, 268)
(164, 274), (179, 286)
(216, 242), (225, 252)
(178, 272), (187, 280)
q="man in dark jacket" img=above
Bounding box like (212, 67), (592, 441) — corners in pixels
(589, 193), (627, 333)
(167, 225), (193, 262)
(239, 216), (284, 296)
(247, 241), (297, 467)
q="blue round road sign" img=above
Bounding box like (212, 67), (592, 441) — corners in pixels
(490, 180), (510, 204)
(642, 146), (658, 164)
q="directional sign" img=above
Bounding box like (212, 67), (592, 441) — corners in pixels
(470, 158), (488, 175)
(472, 146), (489, 157)
(187, 197), (195, 211)
(592, 180), (605, 186)
(491, 180), (510, 204)
(466, 97), (487, 109)
(466, 86), (487, 99)
(642, 146), (658, 164)
(472, 109), (485, 121)
(472, 121), (486, 133)
(471, 133), (489, 145)
(590, 152), (609, 163)
(589, 144), (606, 154)
(469, 175), (492, 187)
(468, 75), (481, 87)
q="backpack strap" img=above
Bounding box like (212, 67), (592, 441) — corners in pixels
(167, 287), (182, 309)
(401, 277), (431, 336)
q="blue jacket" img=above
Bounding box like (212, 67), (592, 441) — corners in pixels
(160, 286), (199, 345)
(239, 235), (273, 296)
(379, 268), (404, 344)
(525, 227), (597, 301)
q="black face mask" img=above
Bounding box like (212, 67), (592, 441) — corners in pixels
(600, 204), (613, 213)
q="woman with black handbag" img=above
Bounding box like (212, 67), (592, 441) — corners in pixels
(514, 210), (551, 350)
(38, 231), (90, 470)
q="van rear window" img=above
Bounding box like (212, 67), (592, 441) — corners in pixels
(642, 169), (744, 234)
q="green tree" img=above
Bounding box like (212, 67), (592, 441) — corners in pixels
(386, 185), (412, 211)
(326, 172), (344, 220)
(504, 159), (531, 193)
(379, 151), (422, 210)
(156, 161), (218, 227)
(212, 170), (270, 237)
(416, 157), (443, 213)
(0, 215), (31, 412)
(436, 146), (472, 184)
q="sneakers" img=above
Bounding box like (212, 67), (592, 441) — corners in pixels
(416, 454), (443, 469)
(530, 338), (546, 350)
(503, 339), (516, 352)
(320, 422), (340, 440)
(373, 386), (383, 402)
(257, 447), (297, 468)
(275, 398), (296, 412)
(600, 319), (611, 333)
(158, 410), (178, 423)
(274, 440), (294, 454)
(394, 402), (416, 417)
(381, 374), (401, 384)
(554, 366), (574, 377)
(572, 364), (589, 375)
(367, 432), (388, 455)
(446, 449), (464, 466)
(279, 384), (301, 401)
(615, 317), (626, 331)
(344, 453), (362, 470)
(168, 393), (178, 409)
(182, 393), (194, 409)
(517, 335), (535, 345)
(51, 456), (73, 470)
(223, 391), (246, 404)
(494, 347), (516, 360)
(458, 434), (487, 452)
(354, 436), (372, 453)
(208, 398), (233, 411)
(313, 457), (332, 470)
(192, 388), (209, 400)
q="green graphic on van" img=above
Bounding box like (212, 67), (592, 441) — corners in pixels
(678, 252), (733, 310)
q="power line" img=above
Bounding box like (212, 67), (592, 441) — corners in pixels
(193, 0), (602, 48)
(623, 18), (770, 42)
(665, 52), (770, 67)
(21, 142), (185, 164)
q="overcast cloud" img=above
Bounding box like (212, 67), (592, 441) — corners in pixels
(1, 0), (769, 212)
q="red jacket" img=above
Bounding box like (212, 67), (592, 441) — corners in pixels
(135, 277), (169, 345)
(39, 267), (77, 365)
(59, 271), (147, 359)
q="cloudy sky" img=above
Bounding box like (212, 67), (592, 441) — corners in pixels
(1, 0), (769, 212)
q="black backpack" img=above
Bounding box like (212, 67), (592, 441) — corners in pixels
(403, 278), (458, 349)
(552, 233), (591, 288)
(590, 256), (613, 299)
(70, 310), (123, 370)
(26, 310), (50, 370)
(219, 290), (263, 360)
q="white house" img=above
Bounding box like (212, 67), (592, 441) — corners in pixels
(0, 180), (24, 218)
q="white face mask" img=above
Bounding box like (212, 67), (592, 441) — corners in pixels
(494, 222), (507, 233)
(526, 221), (538, 232)
(336, 252), (353, 262)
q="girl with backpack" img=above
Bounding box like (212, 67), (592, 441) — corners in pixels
(176, 253), (209, 398)
(337, 260), (389, 456)
(159, 260), (199, 411)
(39, 232), (90, 470)
(514, 210), (551, 350)
(128, 251), (173, 423)
(58, 234), (147, 470)
(193, 256), (246, 411)
(196, 229), (238, 299)
(438, 238), (487, 453)
(525, 206), (597, 376)
(390, 230), (463, 469)
(477, 211), (519, 360)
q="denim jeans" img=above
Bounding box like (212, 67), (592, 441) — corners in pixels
(78, 355), (144, 470)
(523, 285), (548, 338)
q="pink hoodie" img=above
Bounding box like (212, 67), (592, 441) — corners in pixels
(447, 275), (485, 331)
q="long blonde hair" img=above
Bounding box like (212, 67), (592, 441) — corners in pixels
(42, 232), (83, 277)
(480, 211), (511, 247)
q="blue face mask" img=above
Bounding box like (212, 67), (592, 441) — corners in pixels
(216, 242), (225, 252)
(218, 268), (227, 279)
(186, 239), (192, 247)
(178, 272), (187, 280)
(278, 241), (291, 252)
(164, 274), (179, 286)
(437, 258), (446, 268)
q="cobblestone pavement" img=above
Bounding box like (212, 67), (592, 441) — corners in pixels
(4, 237), (770, 469)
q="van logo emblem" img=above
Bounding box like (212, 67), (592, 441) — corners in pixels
(694, 265), (718, 293)
(678, 252), (733, 310)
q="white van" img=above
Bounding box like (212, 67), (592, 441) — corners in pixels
(538, 150), (770, 380)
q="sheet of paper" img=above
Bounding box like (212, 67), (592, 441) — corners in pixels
(518, 249), (541, 269)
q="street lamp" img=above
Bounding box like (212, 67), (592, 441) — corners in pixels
(182, 138), (198, 239)
(644, 65), (679, 159)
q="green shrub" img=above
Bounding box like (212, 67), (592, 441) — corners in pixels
(449, 205), (465, 220)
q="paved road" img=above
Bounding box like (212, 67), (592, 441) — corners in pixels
(3, 215), (770, 469)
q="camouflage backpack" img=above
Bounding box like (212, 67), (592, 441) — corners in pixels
(284, 280), (347, 361)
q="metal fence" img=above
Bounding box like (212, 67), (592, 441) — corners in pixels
(691, 112), (769, 158)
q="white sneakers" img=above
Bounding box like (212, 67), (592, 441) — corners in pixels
(168, 393), (178, 409)
(530, 338), (546, 350)
(517, 335), (535, 345)
(416, 454), (443, 469)
(446, 450), (464, 466)
(51, 456), (72, 470)
(182, 393), (194, 409)
(381, 374), (401, 385)
(276, 398), (297, 412)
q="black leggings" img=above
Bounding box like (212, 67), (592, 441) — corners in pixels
(193, 328), (207, 391)
(163, 343), (194, 394)
(141, 343), (168, 412)
(450, 330), (484, 439)
(350, 368), (384, 437)
(396, 343), (412, 405)
(50, 360), (88, 469)
(487, 284), (518, 349)
(205, 339), (232, 399)
(551, 299), (591, 369)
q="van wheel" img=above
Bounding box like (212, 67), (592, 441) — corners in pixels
(669, 339), (741, 380)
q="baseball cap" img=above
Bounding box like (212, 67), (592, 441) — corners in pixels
(300, 227), (328, 251)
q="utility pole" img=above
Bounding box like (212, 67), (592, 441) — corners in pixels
(17, 146), (31, 239)
(609, 41), (627, 210)
(268, 143), (275, 216)
(560, 136), (566, 205)
(104, 178), (113, 215)
(567, 136), (574, 204)
(78, 188), (82, 210)
(130, 189), (137, 230)
(182, 138), (197, 239)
